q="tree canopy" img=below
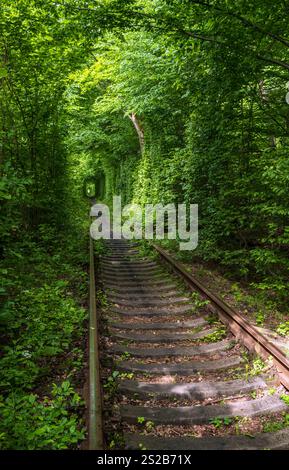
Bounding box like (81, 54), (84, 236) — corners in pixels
(1, 0), (289, 449)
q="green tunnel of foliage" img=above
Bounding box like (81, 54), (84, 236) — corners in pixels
(2, 0), (289, 299)
(1, 0), (289, 449)
(65, 10), (289, 302)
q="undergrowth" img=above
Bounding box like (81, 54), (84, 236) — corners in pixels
(0, 219), (88, 449)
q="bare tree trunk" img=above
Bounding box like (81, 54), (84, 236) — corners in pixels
(129, 113), (145, 153)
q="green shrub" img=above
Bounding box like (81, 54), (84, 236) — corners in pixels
(276, 322), (289, 337)
(0, 283), (86, 391)
(0, 381), (85, 450)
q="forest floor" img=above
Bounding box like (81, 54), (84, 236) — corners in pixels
(187, 260), (288, 332)
(0, 222), (89, 450)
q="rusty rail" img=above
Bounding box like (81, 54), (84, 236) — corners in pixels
(153, 244), (289, 390)
(88, 235), (104, 449)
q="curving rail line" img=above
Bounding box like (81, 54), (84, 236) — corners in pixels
(88, 236), (289, 450)
(153, 244), (289, 390)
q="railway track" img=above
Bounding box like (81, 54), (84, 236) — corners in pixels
(91, 239), (289, 450)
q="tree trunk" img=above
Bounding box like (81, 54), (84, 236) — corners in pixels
(129, 113), (145, 154)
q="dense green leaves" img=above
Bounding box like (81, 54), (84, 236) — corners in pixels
(64, 1), (289, 304)
(1, 0), (289, 450)
(0, 381), (85, 450)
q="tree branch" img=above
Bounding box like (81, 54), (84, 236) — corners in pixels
(128, 112), (144, 153)
(187, 0), (289, 49)
(256, 55), (289, 71)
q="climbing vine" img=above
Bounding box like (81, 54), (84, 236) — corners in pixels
(1, 0), (289, 450)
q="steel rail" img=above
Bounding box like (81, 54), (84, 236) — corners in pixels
(153, 244), (289, 390)
(88, 235), (104, 449)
